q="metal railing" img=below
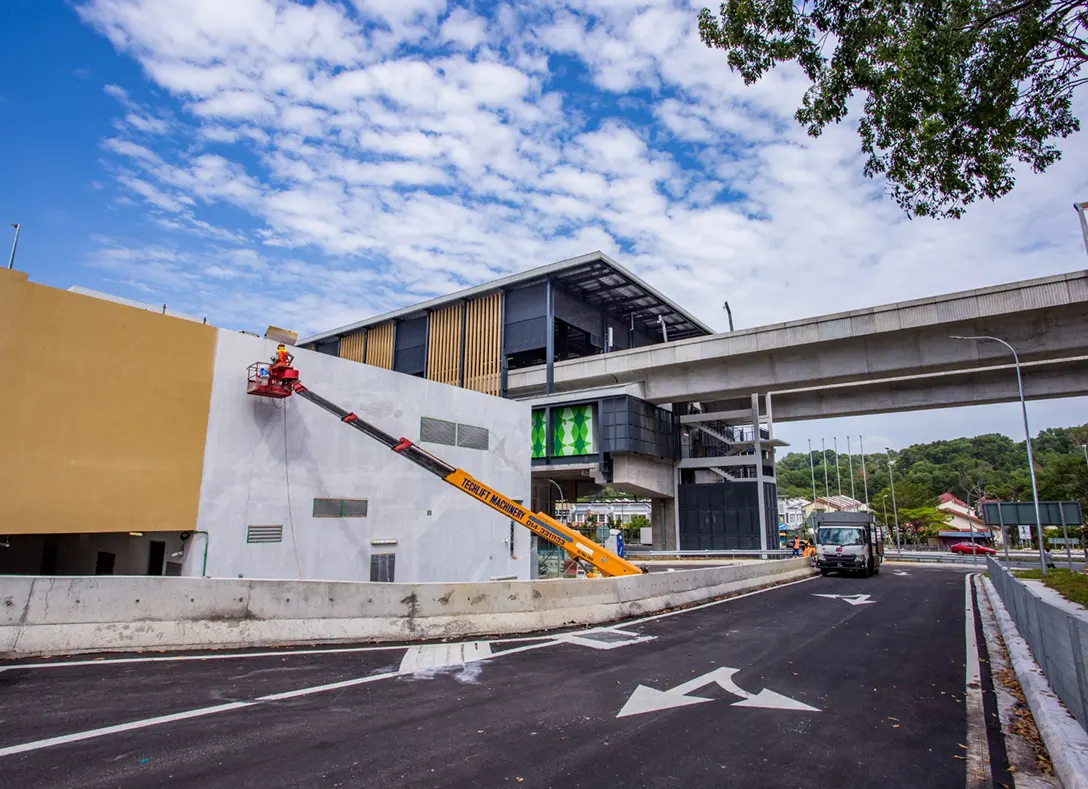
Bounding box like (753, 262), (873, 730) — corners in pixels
(987, 557), (1088, 732)
(630, 549), (795, 559)
(885, 550), (1085, 567)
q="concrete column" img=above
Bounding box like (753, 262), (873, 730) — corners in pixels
(651, 496), (679, 553)
(499, 290), (508, 397)
(753, 393), (768, 557)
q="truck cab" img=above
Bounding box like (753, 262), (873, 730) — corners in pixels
(813, 512), (883, 577)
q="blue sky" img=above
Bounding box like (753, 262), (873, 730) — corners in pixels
(2, 0), (1086, 451)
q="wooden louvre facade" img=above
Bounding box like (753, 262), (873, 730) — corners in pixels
(364, 322), (394, 369)
(338, 331), (366, 363)
(303, 252), (715, 401)
(426, 303), (463, 386)
(463, 292), (503, 396)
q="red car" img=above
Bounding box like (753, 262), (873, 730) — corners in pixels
(950, 542), (996, 555)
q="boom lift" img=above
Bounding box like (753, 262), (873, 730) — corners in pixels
(247, 357), (644, 578)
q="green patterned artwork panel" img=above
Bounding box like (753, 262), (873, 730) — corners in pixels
(552, 405), (595, 456)
(531, 410), (547, 459)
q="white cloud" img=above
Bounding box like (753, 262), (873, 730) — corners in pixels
(77, 0), (1088, 442)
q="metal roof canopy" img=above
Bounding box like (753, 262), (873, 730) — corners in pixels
(299, 251), (714, 346)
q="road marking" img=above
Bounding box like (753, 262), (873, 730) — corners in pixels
(0, 702), (255, 758)
(964, 573), (991, 789)
(812, 593), (876, 606)
(894, 571), (910, 576)
(556, 629), (656, 651)
(0, 576), (820, 756)
(0, 643), (561, 759)
(617, 666), (820, 718)
(0, 635), (549, 673)
(399, 642), (492, 672)
(0, 669), (405, 759)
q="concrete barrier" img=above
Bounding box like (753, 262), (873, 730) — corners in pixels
(0, 559), (814, 657)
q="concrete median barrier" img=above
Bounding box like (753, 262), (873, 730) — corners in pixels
(0, 559), (814, 657)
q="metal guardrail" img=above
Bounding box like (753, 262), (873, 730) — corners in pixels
(630, 549), (795, 559)
(987, 556), (1088, 732)
(885, 551), (1086, 567)
(884, 551), (1007, 564)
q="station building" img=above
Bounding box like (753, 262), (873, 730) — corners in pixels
(298, 251), (785, 557)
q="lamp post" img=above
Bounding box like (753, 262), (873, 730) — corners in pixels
(966, 489), (977, 568)
(887, 449), (901, 549)
(951, 335), (1046, 575)
(882, 494), (897, 551)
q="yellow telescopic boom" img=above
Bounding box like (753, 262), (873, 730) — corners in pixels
(288, 379), (643, 577)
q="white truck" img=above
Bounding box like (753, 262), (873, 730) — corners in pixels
(814, 512), (884, 577)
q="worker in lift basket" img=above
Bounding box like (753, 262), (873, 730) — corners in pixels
(270, 343), (291, 371)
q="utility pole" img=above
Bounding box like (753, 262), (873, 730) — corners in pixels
(722, 301), (734, 331)
(7, 223), (20, 270)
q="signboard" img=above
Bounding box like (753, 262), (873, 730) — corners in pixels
(1018, 525), (1034, 541)
(981, 501), (1083, 527)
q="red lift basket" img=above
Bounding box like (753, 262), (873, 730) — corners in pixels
(247, 361), (299, 399)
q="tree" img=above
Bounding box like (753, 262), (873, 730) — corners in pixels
(626, 514), (652, 543)
(698, 0), (1087, 218)
(899, 506), (953, 543)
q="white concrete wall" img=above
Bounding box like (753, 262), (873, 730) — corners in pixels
(188, 331), (530, 583)
(0, 559), (815, 656)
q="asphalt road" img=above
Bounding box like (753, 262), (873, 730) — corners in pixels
(0, 567), (991, 788)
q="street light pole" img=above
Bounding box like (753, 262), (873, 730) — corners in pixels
(1076, 201), (1088, 259)
(887, 449), (901, 549)
(833, 437), (842, 496)
(7, 223), (20, 270)
(951, 334), (1047, 575)
(821, 439), (830, 502)
(966, 489), (977, 568)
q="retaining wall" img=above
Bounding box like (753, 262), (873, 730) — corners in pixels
(0, 559), (813, 657)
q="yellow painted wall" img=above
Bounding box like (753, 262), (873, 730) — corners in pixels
(0, 269), (217, 534)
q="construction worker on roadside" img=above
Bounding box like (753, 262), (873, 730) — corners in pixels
(792, 536), (802, 556)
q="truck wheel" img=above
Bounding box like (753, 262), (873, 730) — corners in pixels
(820, 569), (828, 577)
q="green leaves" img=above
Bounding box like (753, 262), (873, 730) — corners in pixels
(699, 0), (1086, 218)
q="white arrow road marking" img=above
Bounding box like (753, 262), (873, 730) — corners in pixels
(617, 667), (819, 718)
(812, 593), (876, 606)
(732, 688), (822, 712)
(894, 571), (910, 576)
